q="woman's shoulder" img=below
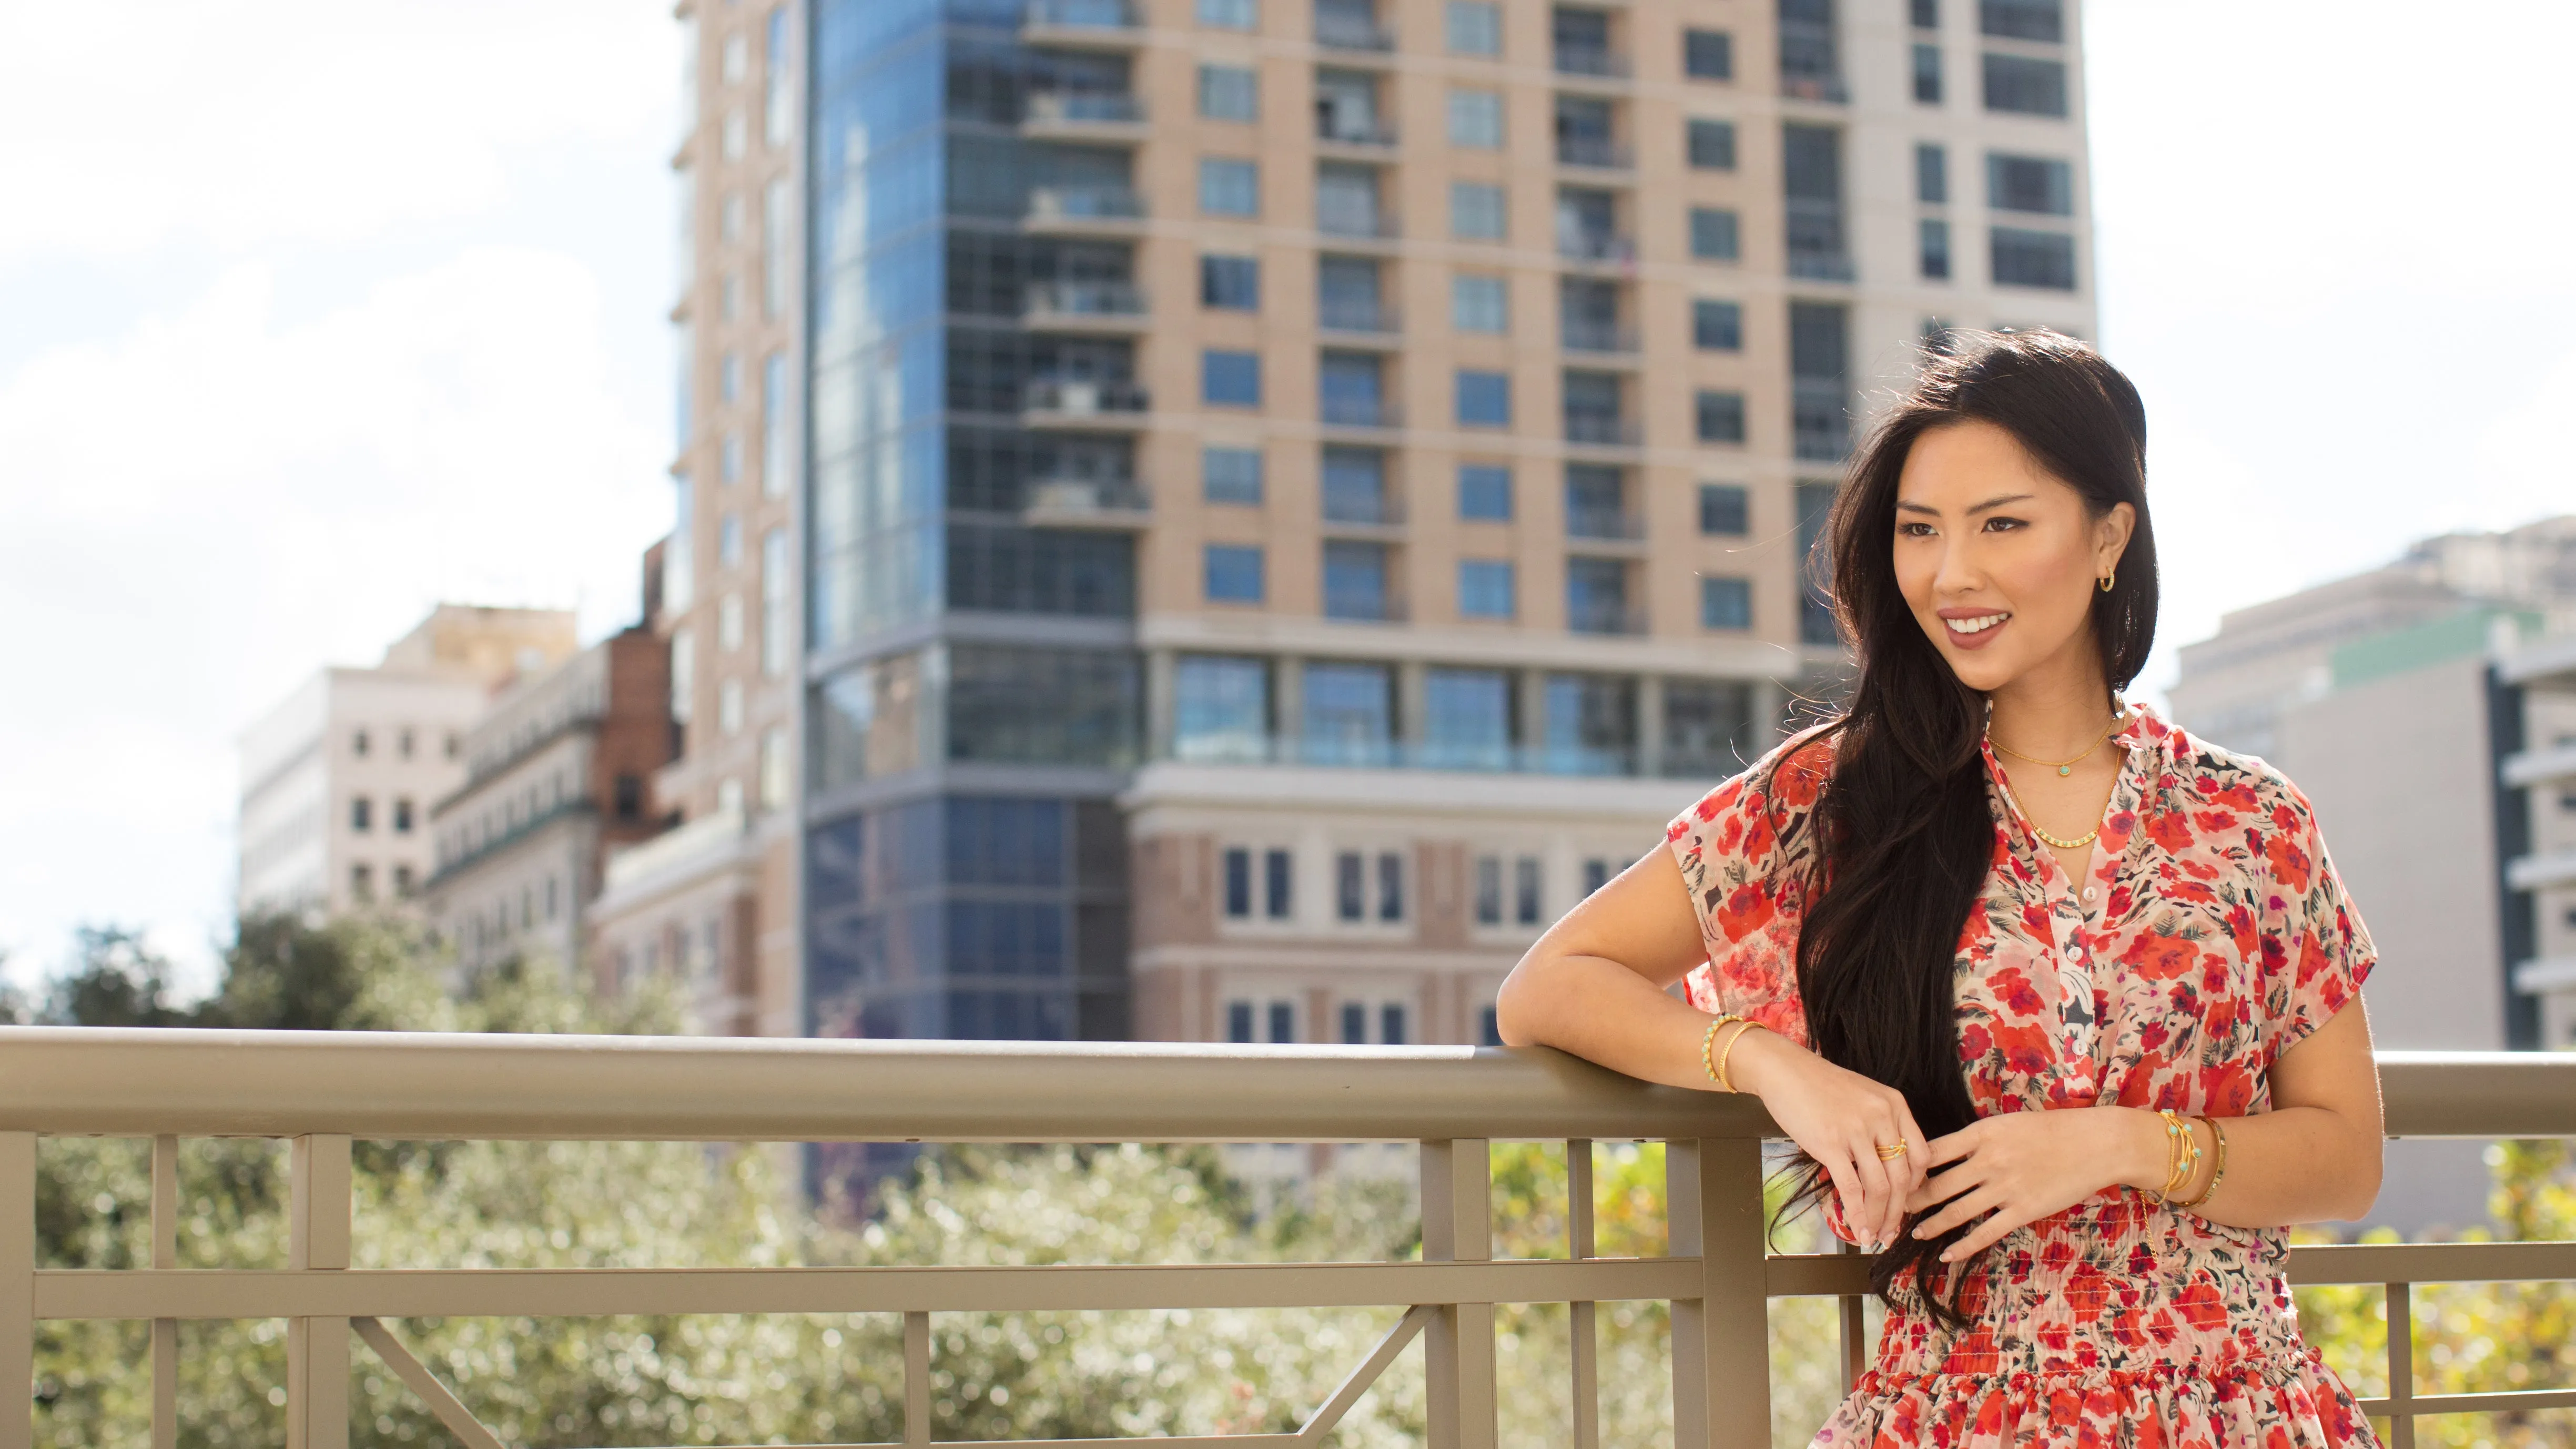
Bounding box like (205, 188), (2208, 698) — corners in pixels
(2134, 708), (2316, 822)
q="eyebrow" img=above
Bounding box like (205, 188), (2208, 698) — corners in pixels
(1894, 492), (2037, 516)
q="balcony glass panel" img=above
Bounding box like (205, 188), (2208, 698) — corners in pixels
(1424, 667), (1514, 769)
(1302, 660), (1395, 763)
(1174, 654), (1271, 762)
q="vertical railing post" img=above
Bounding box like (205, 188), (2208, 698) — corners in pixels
(904, 1311), (931, 1446)
(1567, 1139), (1599, 1449)
(1421, 1139), (1496, 1449)
(288, 1136), (351, 1449)
(1835, 1238), (1868, 1394)
(152, 1136), (180, 1449)
(2384, 1281), (2415, 1449)
(0, 1132), (33, 1449)
(1667, 1138), (1770, 1449)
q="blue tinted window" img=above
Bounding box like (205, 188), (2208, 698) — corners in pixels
(1982, 53), (2067, 116)
(1687, 119), (1737, 170)
(1203, 349), (1262, 405)
(1176, 655), (1270, 761)
(1456, 370), (1511, 426)
(1204, 446), (1264, 503)
(1458, 464), (1512, 520)
(1696, 390), (1747, 443)
(1323, 541), (1390, 621)
(1689, 207), (1740, 261)
(1424, 667), (1511, 769)
(1991, 227), (2076, 289)
(1205, 544), (1265, 602)
(1693, 299), (1743, 350)
(1916, 143), (1949, 203)
(1199, 157), (1259, 215)
(946, 901), (1068, 978)
(1302, 662), (1394, 765)
(1699, 483), (1749, 535)
(1683, 28), (1732, 79)
(1458, 560), (1515, 619)
(1201, 254), (1260, 309)
(944, 797), (1067, 887)
(1223, 848), (1253, 917)
(1228, 1000), (1255, 1041)
(1199, 63), (1258, 120)
(1199, 0), (1257, 28)
(1701, 576), (1754, 630)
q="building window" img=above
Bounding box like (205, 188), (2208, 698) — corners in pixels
(350, 864), (373, 901)
(1513, 856), (1542, 925)
(1456, 370), (1511, 427)
(614, 774), (644, 820)
(1322, 542), (1392, 622)
(1203, 349), (1262, 405)
(1912, 0), (1940, 25)
(1320, 350), (1384, 425)
(1702, 576), (1754, 630)
(1692, 299), (1742, 351)
(1779, 0), (1844, 100)
(719, 432), (741, 484)
(1987, 153), (2075, 214)
(1458, 560), (1516, 619)
(350, 796), (372, 833)
(351, 727), (371, 758)
(1451, 181), (1507, 240)
(1303, 661), (1394, 765)
(1583, 858), (1613, 896)
(1917, 143), (1949, 203)
(1263, 848), (1294, 918)
(718, 678), (744, 735)
(1200, 0), (1257, 27)
(1424, 668), (1511, 769)
(719, 513), (743, 566)
(1201, 254), (1260, 309)
(1981, 0), (2062, 42)
(1322, 446), (1389, 524)
(1340, 1001), (1368, 1043)
(1267, 1001), (1296, 1044)
(1204, 544), (1265, 603)
(1377, 852), (1404, 921)
(1228, 1000), (1255, 1042)
(1983, 53), (2068, 116)
(759, 727), (788, 808)
(1920, 219), (1953, 280)
(1912, 44), (1943, 104)
(1204, 445), (1264, 504)
(1447, 0), (1501, 54)
(1199, 157), (1260, 216)
(1992, 227), (2077, 289)
(1473, 856), (1504, 924)
(1689, 207), (1740, 261)
(1686, 119), (1737, 170)
(1336, 851), (1367, 920)
(1699, 483), (1749, 535)
(1452, 274), (1508, 333)
(397, 728), (414, 759)
(392, 798), (414, 834)
(1224, 847), (1254, 917)
(392, 864), (414, 898)
(1178, 655), (1271, 762)
(1696, 390), (1747, 444)
(1479, 1006), (1503, 1046)
(1199, 63), (1257, 120)
(1448, 88), (1504, 148)
(1458, 463), (1512, 520)
(719, 593), (745, 652)
(1683, 28), (1733, 80)
(762, 528), (792, 676)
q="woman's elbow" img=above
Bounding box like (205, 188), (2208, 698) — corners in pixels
(1492, 956), (1551, 1047)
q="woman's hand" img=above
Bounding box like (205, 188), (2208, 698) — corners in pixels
(1906, 1107), (2164, 1261)
(1730, 1030), (1930, 1252)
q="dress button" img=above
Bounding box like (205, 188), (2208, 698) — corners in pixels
(2082, 887), (2097, 901)
(2064, 943), (2082, 961)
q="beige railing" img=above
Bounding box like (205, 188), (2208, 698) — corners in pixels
(0, 1031), (2569, 1449)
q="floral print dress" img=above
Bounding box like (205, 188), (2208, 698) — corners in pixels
(1666, 702), (2379, 1447)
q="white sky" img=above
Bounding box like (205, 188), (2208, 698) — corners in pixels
(1, 0), (2569, 994)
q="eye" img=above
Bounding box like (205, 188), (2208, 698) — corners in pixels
(1895, 521), (1936, 538)
(1982, 515), (2027, 533)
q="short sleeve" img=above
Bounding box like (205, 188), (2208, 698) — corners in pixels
(2257, 784), (2377, 1065)
(1664, 733), (1831, 1049)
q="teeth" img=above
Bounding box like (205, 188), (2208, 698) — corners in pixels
(1950, 613), (2010, 634)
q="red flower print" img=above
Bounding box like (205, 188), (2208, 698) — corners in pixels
(1715, 881), (1775, 942)
(2145, 810), (2195, 853)
(1959, 1021), (1993, 1060)
(1774, 740), (1830, 807)
(2212, 781), (2259, 812)
(2176, 1280), (2228, 1331)
(1990, 1019), (2053, 1076)
(1739, 803), (1774, 862)
(2064, 1260), (2110, 1323)
(2265, 831), (2314, 894)
(2226, 903), (2258, 960)
(1992, 966), (2044, 1016)
(2191, 810), (2237, 833)
(2204, 1064), (2254, 1114)
(2123, 934), (2198, 981)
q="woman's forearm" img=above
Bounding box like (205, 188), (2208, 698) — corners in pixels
(1496, 951), (1728, 1091)
(2169, 1106), (2382, 1227)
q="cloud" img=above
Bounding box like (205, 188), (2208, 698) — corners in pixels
(0, 0), (676, 261)
(0, 248), (669, 982)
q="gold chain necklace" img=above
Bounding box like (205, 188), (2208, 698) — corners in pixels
(1988, 705), (2130, 850)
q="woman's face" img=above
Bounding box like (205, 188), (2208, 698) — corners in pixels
(1890, 419), (2133, 696)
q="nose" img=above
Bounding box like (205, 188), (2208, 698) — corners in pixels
(1930, 528), (1984, 599)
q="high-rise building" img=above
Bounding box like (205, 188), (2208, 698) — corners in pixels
(236, 605), (580, 920)
(653, 0), (2097, 1049)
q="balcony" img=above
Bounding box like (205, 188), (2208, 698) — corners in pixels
(1316, 117), (1399, 150)
(1566, 505), (1647, 546)
(1025, 185), (1145, 233)
(28, 1032), (2553, 1447)
(1320, 396), (1400, 431)
(1022, 90), (1148, 139)
(1560, 318), (1639, 356)
(1022, 477), (1152, 530)
(1563, 412), (1640, 449)
(1022, 377), (1149, 428)
(1555, 135), (1633, 171)
(1552, 43), (1631, 79)
(1023, 279), (1148, 332)
(1319, 295), (1399, 338)
(1023, 0), (1143, 46)
(1567, 602), (1648, 635)
(1317, 204), (1400, 241)
(1557, 229), (1636, 266)
(2501, 740), (2576, 788)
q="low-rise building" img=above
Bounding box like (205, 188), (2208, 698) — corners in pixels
(236, 605), (579, 918)
(423, 627), (674, 979)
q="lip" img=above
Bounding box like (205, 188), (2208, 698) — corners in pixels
(1936, 607), (2012, 651)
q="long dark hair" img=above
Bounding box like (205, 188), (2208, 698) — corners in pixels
(1781, 329), (2157, 1325)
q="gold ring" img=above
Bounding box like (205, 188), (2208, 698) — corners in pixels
(1875, 1141), (1910, 1161)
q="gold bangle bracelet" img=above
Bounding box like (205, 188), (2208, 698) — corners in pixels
(1700, 1015), (1746, 1088)
(1715, 1019), (1762, 1094)
(2177, 1117), (2229, 1210)
(2149, 1109), (2199, 1204)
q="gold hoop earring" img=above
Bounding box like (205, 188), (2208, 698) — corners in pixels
(2098, 571), (2115, 593)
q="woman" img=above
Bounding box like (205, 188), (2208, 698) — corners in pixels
(1496, 330), (2384, 1445)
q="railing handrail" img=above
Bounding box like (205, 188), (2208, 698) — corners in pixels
(0, 1030), (2561, 1143)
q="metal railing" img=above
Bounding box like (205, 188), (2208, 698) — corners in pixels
(1555, 136), (1633, 170)
(5, 1033), (2571, 1449)
(1024, 280), (1148, 320)
(1026, 186), (1145, 224)
(1024, 91), (1146, 126)
(1552, 44), (1631, 79)
(1025, 0), (1140, 32)
(1313, 11), (1394, 51)
(1023, 377), (1150, 417)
